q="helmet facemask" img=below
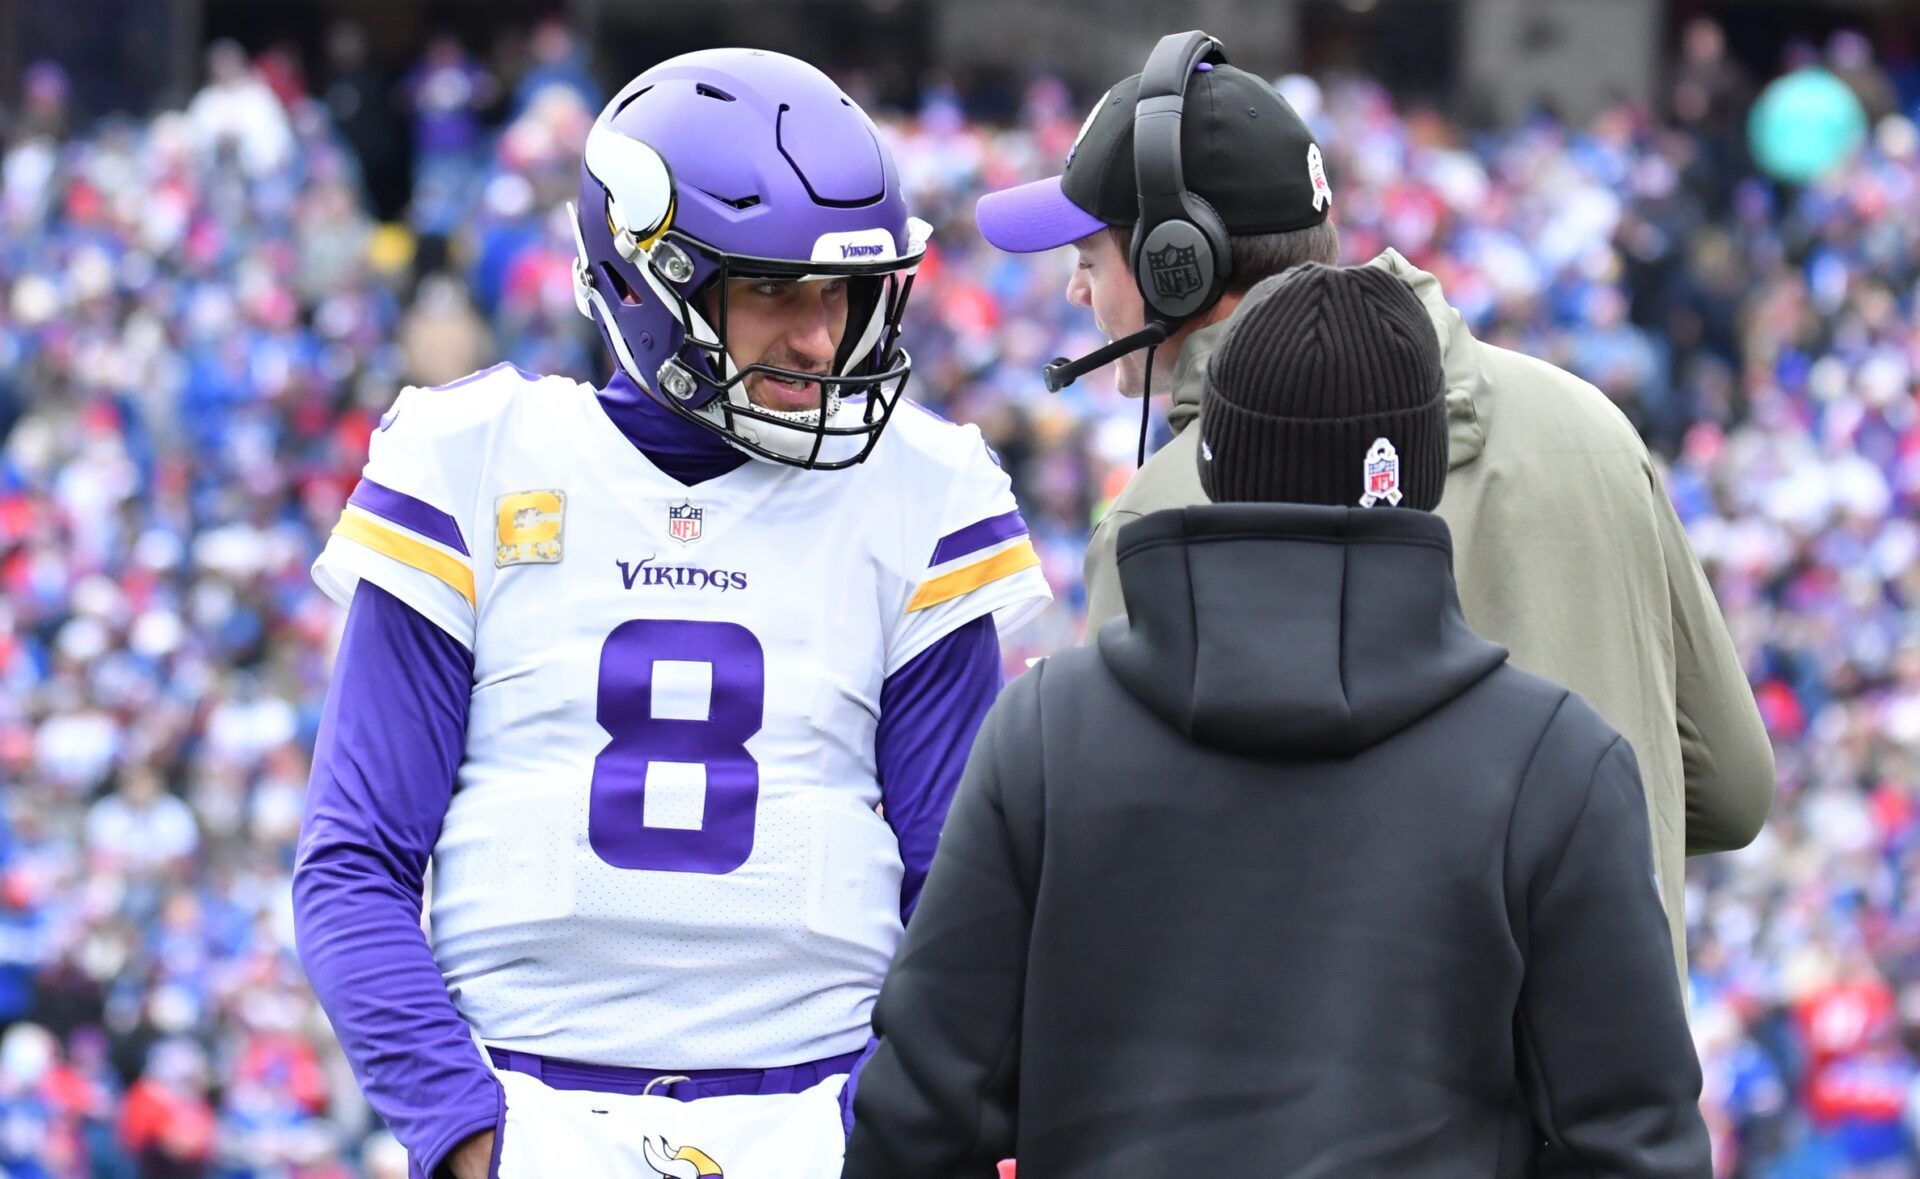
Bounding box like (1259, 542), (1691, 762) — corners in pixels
(571, 118), (929, 471)
(655, 232), (925, 469)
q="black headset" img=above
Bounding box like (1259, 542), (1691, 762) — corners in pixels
(1040, 30), (1233, 398)
(1131, 30), (1233, 327)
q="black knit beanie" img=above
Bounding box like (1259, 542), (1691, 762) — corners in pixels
(1198, 264), (1447, 511)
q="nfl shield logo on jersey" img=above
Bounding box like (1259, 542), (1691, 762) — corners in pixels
(667, 501), (705, 545)
(1359, 437), (1403, 508)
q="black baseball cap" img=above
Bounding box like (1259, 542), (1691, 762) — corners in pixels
(975, 63), (1332, 253)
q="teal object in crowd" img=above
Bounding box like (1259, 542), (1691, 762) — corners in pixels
(1748, 68), (1868, 184)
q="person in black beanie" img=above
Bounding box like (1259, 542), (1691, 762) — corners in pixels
(843, 265), (1712, 1179)
(1196, 263), (1449, 509)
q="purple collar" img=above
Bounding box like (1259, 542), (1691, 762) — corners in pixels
(597, 371), (751, 486)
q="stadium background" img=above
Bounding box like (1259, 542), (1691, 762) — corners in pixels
(0, 0), (1917, 1174)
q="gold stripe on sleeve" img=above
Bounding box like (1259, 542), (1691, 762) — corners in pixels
(906, 540), (1041, 613)
(333, 511), (477, 610)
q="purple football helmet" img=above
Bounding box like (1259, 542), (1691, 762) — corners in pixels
(570, 49), (930, 468)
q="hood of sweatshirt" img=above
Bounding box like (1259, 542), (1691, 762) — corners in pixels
(1099, 503), (1508, 758)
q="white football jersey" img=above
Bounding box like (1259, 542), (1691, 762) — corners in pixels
(312, 364), (1050, 1068)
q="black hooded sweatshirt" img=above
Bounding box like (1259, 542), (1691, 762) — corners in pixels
(844, 504), (1710, 1179)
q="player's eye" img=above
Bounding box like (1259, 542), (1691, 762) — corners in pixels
(821, 279), (847, 297)
(750, 280), (786, 298)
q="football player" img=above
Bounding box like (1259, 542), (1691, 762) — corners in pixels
(293, 49), (1050, 1179)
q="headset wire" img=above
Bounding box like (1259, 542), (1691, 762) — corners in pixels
(1137, 343), (1159, 467)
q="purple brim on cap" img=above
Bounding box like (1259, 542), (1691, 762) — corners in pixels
(974, 175), (1108, 253)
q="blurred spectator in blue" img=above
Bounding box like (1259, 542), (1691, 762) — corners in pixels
(85, 767), (198, 881)
(0, 870), (51, 1029)
(0, 1025), (60, 1178)
(1565, 282), (1672, 433)
(403, 35), (497, 242)
(512, 19), (601, 118)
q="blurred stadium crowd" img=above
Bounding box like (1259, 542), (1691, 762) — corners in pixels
(0, 16), (1918, 1179)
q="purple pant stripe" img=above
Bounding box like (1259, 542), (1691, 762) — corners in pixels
(929, 510), (1026, 567)
(349, 478), (470, 556)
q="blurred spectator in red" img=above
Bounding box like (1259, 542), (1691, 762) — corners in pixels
(43, 1027), (123, 1178)
(1796, 948), (1899, 1074)
(253, 43), (309, 110)
(119, 1039), (215, 1179)
(1806, 1033), (1917, 1177)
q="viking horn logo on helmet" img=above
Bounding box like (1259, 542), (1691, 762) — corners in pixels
(642, 1136), (725, 1179)
(581, 125), (678, 261)
(567, 49), (934, 470)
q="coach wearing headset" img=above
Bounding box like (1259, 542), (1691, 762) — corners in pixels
(971, 31), (1773, 987)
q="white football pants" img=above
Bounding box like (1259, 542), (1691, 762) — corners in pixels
(493, 1067), (848, 1179)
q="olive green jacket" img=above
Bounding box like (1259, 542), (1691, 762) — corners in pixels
(1082, 248), (1775, 980)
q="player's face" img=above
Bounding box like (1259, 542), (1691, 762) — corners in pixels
(1067, 229), (1153, 397)
(710, 276), (850, 413)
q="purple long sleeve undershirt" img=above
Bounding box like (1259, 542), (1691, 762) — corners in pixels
(294, 582), (497, 1179)
(295, 556), (1001, 1171)
(878, 618), (1000, 921)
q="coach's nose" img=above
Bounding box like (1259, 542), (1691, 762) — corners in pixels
(1066, 264), (1092, 309)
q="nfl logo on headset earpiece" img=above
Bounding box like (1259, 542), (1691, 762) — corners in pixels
(1131, 31), (1234, 328)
